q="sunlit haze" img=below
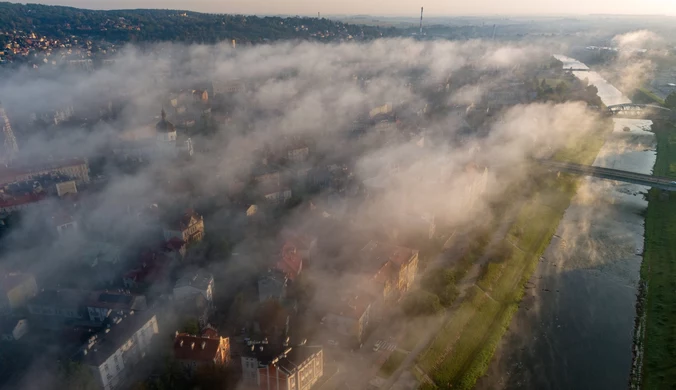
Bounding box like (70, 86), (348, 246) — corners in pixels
(33, 0), (676, 16)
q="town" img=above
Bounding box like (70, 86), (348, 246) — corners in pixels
(4, 4), (676, 389)
(0, 36), (608, 390)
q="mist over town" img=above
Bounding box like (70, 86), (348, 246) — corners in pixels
(1, 3), (676, 390)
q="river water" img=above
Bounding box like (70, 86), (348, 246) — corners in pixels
(476, 56), (655, 390)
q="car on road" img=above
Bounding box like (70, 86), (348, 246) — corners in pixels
(373, 341), (382, 352)
(328, 339), (339, 347)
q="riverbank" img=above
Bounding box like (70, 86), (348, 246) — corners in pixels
(637, 120), (676, 389)
(476, 58), (654, 390)
(414, 118), (611, 389)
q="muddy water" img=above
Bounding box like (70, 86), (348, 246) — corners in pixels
(476, 60), (655, 390)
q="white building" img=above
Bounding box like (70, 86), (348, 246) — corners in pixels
(0, 318), (28, 341)
(77, 311), (159, 390)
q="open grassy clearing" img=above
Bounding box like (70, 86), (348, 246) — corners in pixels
(416, 121), (611, 389)
(379, 351), (408, 378)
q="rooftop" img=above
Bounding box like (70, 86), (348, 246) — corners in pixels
(276, 243), (302, 281)
(327, 293), (373, 320)
(173, 333), (225, 362)
(360, 241), (417, 273)
(30, 289), (88, 308)
(76, 309), (157, 366)
(175, 269), (213, 291)
(87, 290), (147, 312)
(276, 346), (322, 375)
(0, 272), (34, 293)
(167, 208), (202, 231)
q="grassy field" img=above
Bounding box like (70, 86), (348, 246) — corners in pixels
(417, 180), (579, 389)
(639, 121), (676, 389)
(416, 120), (612, 389)
(632, 87), (665, 106)
(380, 351), (408, 378)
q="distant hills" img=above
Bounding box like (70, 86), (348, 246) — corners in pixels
(0, 2), (398, 44)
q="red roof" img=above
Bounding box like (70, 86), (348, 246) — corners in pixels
(173, 333), (224, 362)
(201, 325), (219, 339)
(276, 243), (303, 281)
(123, 254), (169, 285)
(0, 193), (47, 209)
(164, 237), (186, 251)
(0, 158), (87, 186)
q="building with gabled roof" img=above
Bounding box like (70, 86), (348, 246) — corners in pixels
(86, 290), (147, 323)
(173, 269), (214, 305)
(241, 345), (324, 390)
(323, 292), (373, 344)
(276, 243), (303, 281)
(360, 241), (419, 302)
(0, 272), (38, 314)
(163, 209), (204, 244)
(74, 310), (159, 390)
(173, 332), (230, 371)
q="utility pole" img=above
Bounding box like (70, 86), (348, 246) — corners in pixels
(419, 7), (424, 35)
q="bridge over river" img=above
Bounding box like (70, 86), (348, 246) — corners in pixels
(541, 159), (676, 191)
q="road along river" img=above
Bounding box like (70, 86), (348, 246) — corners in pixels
(476, 56), (655, 390)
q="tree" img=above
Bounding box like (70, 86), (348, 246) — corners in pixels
(421, 270), (458, 307)
(182, 318), (200, 335)
(665, 92), (676, 110)
(402, 290), (443, 317)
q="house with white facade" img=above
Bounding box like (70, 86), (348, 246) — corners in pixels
(76, 310), (159, 390)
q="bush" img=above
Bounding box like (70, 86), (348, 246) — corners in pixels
(403, 290), (443, 317)
(421, 270), (458, 307)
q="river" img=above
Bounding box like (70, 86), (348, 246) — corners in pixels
(476, 56), (655, 390)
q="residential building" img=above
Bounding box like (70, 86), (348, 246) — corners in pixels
(163, 237), (187, 262)
(53, 212), (78, 236)
(0, 318), (28, 341)
(213, 79), (245, 96)
(0, 192), (47, 214)
(76, 310), (159, 390)
(0, 272), (38, 313)
(323, 293), (372, 344)
(173, 332), (230, 371)
(163, 209), (205, 244)
(27, 289), (88, 329)
(173, 270), (214, 305)
(360, 241), (419, 301)
(284, 139), (310, 163)
(155, 108), (177, 143)
(276, 243), (303, 281)
(0, 158), (90, 187)
(86, 291), (147, 323)
(122, 251), (171, 291)
(262, 184), (292, 205)
(241, 345), (324, 390)
(258, 269), (288, 303)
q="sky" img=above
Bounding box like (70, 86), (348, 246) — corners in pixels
(32, 0), (676, 17)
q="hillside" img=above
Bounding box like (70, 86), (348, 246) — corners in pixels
(0, 2), (397, 44)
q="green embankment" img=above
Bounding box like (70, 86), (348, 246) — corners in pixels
(632, 88), (665, 106)
(380, 351), (408, 378)
(416, 121), (611, 389)
(639, 121), (676, 389)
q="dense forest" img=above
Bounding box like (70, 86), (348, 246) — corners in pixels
(0, 2), (398, 44)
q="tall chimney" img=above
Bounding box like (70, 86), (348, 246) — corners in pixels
(419, 7), (424, 36)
